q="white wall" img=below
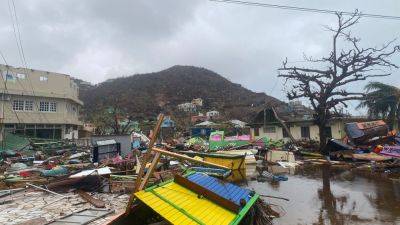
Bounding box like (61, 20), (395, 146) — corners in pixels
(251, 121), (345, 142)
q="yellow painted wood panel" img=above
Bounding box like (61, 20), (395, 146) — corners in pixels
(135, 182), (237, 225)
(203, 157), (244, 170)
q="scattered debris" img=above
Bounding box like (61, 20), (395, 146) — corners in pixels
(77, 190), (106, 208)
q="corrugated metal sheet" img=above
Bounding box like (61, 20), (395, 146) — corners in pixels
(135, 182), (236, 225)
(45, 208), (114, 225)
(187, 173), (251, 206)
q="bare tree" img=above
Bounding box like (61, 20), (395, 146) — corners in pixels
(278, 10), (400, 154)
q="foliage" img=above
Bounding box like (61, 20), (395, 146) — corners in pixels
(358, 82), (400, 129)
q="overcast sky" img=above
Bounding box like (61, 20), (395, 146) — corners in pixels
(0, 0), (399, 114)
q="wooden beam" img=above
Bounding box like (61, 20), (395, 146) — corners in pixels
(152, 147), (230, 170)
(133, 114), (164, 191)
(77, 190), (106, 208)
(271, 106), (297, 143)
(138, 152), (161, 190)
(126, 114), (164, 214)
(174, 174), (240, 213)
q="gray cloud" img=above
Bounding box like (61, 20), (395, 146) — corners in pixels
(0, 0), (399, 114)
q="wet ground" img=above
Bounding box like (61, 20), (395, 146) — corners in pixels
(247, 164), (400, 225)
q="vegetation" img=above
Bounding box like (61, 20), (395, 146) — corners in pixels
(358, 82), (400, 130)
(91, 106), (136, 135)
(80, 65), (282, 124)
(278, 11), (400, 154)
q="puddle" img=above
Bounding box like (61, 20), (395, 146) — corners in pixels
(247, 164), (400, 225)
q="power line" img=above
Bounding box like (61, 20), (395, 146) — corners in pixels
(0, 51), (8, 66)
(10, 0), (28, 69)
(7, 0), (24, 67)
(0, 53), (23, 124)
(210, 0), (400, 20)
(7, 0), (51, 124)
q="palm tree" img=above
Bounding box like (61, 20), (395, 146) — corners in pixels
(358, 82), (400, 130)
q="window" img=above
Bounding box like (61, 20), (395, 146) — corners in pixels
(301, 126), (310, 139)
(5, 124), (15, 129)
(254, 127), (260, 136)
(4, 73), (16, 82)
(39, 101), (49, 111)
(72, 106), (77, 114)
(49, 102), (57, 112)
(39, 76), (48, 82)
(263, 126), (276, 133)
(16, 73), (26, 79)
(12, 100), (24, 111)
(282, 127), (291, 138)
(324, 126), (332, 138)
(24, 100), (33, 111)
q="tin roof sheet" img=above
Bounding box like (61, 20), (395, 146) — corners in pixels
(187, 173), (251, 206)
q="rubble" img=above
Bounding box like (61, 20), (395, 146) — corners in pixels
(1, 112), (399, 225)
(0, 190), (128, 225)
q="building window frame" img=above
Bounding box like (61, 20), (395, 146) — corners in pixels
(24, 100), (33, 111)
(282, 126), (291, 138)
(4, 73), (15, 82)
(12, 99), (24, 111)
(39, 101), (49, 112)
(49, 102), (57, 112)
(16, 73), (26, 79)
(254, 127), (260, 136)
(324, 126), (332, 139)
(39, 76), (48, 82)
(301, 126), (310, 139)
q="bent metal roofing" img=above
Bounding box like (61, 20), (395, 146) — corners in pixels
(135, 172), (258, 225)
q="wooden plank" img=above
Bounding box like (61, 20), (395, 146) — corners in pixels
(230, 194), (259, 225)
(77, 190), (106, 208)
(138, 152), (161, 190)
(133, 114), (164, 191)
(174, 174), (240, 213)
(126, 114), (164, 214)
(271, 106), (296, 143)
(152, 147), (231, 170)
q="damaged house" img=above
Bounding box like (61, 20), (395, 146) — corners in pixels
(249, 101), (364, 142)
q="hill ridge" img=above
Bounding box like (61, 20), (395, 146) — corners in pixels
(79, 65), (282, 121)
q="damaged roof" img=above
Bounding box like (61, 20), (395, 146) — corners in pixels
(135, 172), (258, 225)
(251, 101), (314, 124)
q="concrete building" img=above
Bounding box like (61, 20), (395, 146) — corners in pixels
(249, 103), (364, 142)
(177, 102), (197, 112)
(0, 64), (83, 139)
(206, 110), (220, 119)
